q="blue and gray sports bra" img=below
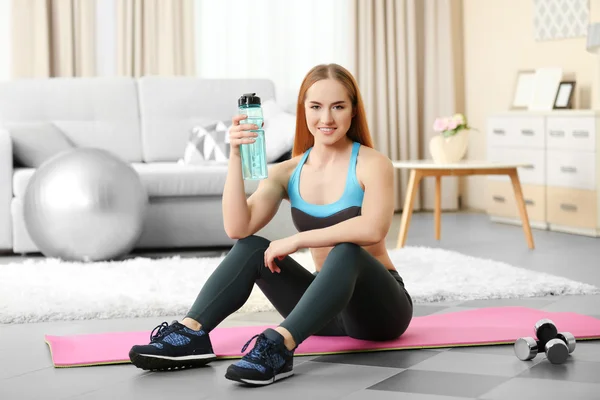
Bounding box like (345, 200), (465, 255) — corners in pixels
(287, 142), (364, 232)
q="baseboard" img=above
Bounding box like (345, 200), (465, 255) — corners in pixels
(489, 215), (549, 230)
(489, 215), (600, 237)
(548, 224), (600, 237)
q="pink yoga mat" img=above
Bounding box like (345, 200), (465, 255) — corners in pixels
(45, 307), (600, 368)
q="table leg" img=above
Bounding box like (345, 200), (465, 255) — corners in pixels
(435, 175), (441, 240)
(508, 169), (535, 249)
(397, 169), (423, 248)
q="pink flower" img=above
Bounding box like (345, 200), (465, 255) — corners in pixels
(433, 118), (447, 132)
(447, 118), (458, 130)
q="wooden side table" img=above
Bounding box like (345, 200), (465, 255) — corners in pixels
(392, 160), (535, 249)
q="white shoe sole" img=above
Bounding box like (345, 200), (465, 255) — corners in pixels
(229, 370), (295, 386)
(139, 353), (216, 361)
(129, 350), (217, 371)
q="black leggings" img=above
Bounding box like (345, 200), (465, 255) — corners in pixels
(185, 235), (413, 346)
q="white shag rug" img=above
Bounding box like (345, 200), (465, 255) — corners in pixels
(1, 246), (598, 324)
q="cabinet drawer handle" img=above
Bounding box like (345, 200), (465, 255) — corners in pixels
(572, 130), (589, 138)
(521, 129), (535, 136)
(560, 166), (577, 173)
(492, 195), (505, 203)
(549, 130), (565, 137)
(525, 199), (535, 206)
(521, 165), (534, 170)
(560, 203), (578, 212)
(493, 129), (505, 135)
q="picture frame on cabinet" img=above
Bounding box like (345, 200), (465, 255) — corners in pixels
(529, 67), (563, 111)
(553, 81), (575, 109)
(511, 69), (536, 110)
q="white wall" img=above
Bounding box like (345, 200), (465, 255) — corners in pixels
(0, 0), (11, 81)
(194, 0), (355, 112)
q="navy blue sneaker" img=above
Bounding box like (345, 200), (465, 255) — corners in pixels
(129, 320), (216, 371)
(225, 328), (295, 385)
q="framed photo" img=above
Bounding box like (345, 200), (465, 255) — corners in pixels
(529, 67), (563, 111)
(511, 70), (536, 110)
(553, 81), (575, 109)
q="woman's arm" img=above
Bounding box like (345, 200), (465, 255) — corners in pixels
(222, 152), (252, 238)
(223, 160), (289, 239)
(295, 152), (395, 248)
(222, 114), (291, 239)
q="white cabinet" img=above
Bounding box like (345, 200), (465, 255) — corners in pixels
(546, 116), (596, 151)
(486, 110), (600, 237)
(487, 116), (546, 148)
(546, 150), (596, 190)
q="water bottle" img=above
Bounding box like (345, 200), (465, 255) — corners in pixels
(238, 93), (268, 180)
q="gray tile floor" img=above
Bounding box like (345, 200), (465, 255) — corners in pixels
(2, 211), (600, 399)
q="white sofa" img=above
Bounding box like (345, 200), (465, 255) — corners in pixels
(0, 76), (297, 255)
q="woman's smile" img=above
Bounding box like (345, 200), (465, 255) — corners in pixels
(318, 127), (337, 135)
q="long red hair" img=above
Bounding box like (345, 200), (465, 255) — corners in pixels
(292, 64), (374, 157)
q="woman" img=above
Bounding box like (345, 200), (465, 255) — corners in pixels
(129, 63), (413, 386)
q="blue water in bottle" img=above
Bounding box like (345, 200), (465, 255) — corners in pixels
(238, 93), (268, 180)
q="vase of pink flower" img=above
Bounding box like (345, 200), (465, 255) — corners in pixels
(429, 113), (473, 164)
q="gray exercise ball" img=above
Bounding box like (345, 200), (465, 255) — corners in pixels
(23, 148), (148, 262)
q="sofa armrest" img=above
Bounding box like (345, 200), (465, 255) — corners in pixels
(0, 128), (13, 250)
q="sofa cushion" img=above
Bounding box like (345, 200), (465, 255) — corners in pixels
(137, 76), (277, 163)
(12, 168), (36, 198)
(13, 163), (261, 198)
(181, 121), (230, 165)
(0, 77), (143, 162)
(132, 162), (261, 197)
(0, 129), (12, 250)
(6, 122), (75, 167)
(261, 99), (296, 162)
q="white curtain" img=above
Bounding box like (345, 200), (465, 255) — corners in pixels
(96, 0), (117, 77)
(0, 0), (10, 81)
(11, 0), (96, 78)
(194, 0), (355, 113)
(354, 0), (463, 211)
(117, 0), (195, 77)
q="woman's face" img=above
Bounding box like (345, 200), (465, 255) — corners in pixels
(304, 79), (353, 146)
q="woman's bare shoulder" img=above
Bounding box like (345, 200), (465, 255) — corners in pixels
(268, 154), (304, 186)
(355, 146), (393, 189)
(357, 145), (393, 169)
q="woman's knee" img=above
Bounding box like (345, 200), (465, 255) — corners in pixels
(227, 235), (270, 273)
(322, 242), (362, 270)
(328, 242), (362, 260)
(235, 234), (270, 250)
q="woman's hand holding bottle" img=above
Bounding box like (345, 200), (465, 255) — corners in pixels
(228, 115), (259, 157)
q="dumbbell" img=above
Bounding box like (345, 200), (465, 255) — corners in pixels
(534, 318), (558, 344)
(557, 332), (577, 353)
(514, 332), (576, 364)
(534, 319), (577, 354)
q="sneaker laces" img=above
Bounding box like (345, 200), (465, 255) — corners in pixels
(240, 334), (278, 371)
(150, 320), (180, 343)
